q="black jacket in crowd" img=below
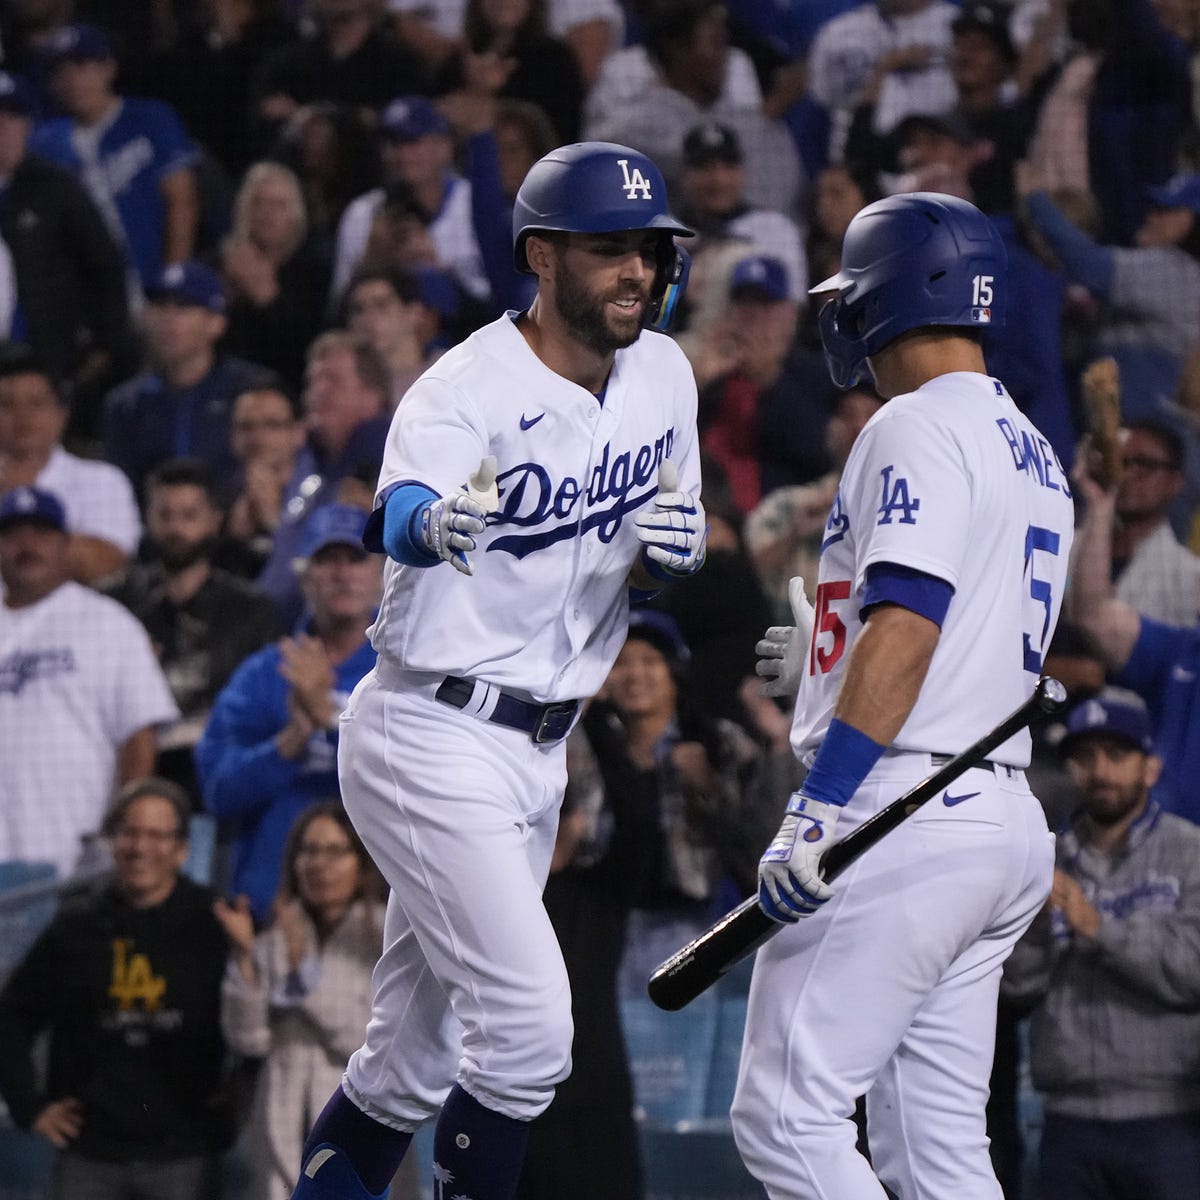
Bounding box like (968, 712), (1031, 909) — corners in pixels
(0, 877), (233, 1162)
(0, 152), (131, 385)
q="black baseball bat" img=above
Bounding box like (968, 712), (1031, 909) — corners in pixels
(646, 676), (1068, 1011)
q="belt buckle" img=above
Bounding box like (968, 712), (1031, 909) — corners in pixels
(533, 701), (577, 744)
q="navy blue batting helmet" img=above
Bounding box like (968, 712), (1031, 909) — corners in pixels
(810, 192), (1007, 389)
(512, 142), (694, 330)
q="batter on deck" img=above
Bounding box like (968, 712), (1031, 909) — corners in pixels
(733, 193), (1075, 1199)
(289, 142), (704, 1200)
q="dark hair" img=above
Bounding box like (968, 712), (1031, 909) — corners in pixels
(1125, 418), (1186, 471)
(809, 160), (884, 235)
(345, 264), (422, 311)
(234, 368), (298, 414)
(1068, 0), (1115, 49)
(0, 345), (63, 399)
(145, 457), (223, 508)
(381, 178), (433, 223)
(644, 0), (723, 64)
(494, 99), (558, 164)
(103, 776), (191, 840)
(278, 802), (386, 909)
(464, 0), (547, 47)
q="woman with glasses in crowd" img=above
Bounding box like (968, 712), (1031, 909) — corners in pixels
(213, 802), (390, 1200)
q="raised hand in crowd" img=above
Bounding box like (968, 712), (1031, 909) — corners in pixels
(272, 896), (313, 971)
(32, 1097), (83, 1150)
(279, 633), (337, 730)
(213, 893), (257, 982)
(227, 458), (288, 541)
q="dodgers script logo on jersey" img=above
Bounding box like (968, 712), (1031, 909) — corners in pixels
(0, 647), (77, 695)
(484, 428), (675, 558)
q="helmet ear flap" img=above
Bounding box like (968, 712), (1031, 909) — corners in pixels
(818, 296), (868, 390)
(646, 242), (690, 332)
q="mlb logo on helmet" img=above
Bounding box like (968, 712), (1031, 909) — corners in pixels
(971, 307), (992, 322)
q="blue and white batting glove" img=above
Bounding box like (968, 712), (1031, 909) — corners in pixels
(757, 791), (840, 923)
(635, 459), (707, 576)
(420, 456), (499, 576)
(756, 576), (816, 700)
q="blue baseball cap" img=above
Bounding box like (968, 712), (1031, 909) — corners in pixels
(730, 254), (789, 303)
(626, 608), (691, 666)
(380, 96), (450, 142)
(0, 486), (67, 533)
(45, 23), (114, 66)
(1145, 172), (1200, 214)
(412, 266), (460, 320)
(0, 72), (35, 118)
(293, 503), (370, 569)
(146, 262), (226, 314)
(1060, 692), (1155, 756)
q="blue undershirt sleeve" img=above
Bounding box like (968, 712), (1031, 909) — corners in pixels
(861, 562), (955, 628)
(363, 482), (441, 565)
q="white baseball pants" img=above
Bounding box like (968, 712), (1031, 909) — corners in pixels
(337, 666), (572, 1129)
(732, 755), (1054, 1200)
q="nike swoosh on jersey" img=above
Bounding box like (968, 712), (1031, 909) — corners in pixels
(520, 412), (545, 430)
(943, 789), (981, 807)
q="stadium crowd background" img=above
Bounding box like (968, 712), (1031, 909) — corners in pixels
(1, 0), (1200, 1197)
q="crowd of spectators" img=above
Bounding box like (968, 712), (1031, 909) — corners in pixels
(2, 0), (1200, 1197)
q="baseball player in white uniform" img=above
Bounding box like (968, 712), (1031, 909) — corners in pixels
(731, 193), (1075, 1199)
(289, 143), (703, 1200)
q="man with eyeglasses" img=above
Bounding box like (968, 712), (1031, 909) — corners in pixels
(1108, 420), (1200, 627)
(0, 776), (237, 1200)
(1070, 440), (1200, 825)
(225, 380), (307, 575)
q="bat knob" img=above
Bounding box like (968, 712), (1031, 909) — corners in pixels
(1036, 677), (1068, 714)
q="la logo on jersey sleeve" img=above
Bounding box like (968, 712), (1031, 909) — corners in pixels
(876, 465), (921, 526)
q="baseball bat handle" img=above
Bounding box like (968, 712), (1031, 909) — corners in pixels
(646, 677), (1068, 1011)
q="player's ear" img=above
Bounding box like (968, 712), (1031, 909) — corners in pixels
(524, 233), (556, 279)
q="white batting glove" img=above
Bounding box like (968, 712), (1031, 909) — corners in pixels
(421, 456), (499, 576)
(756, 576), (816, 699)
(634, 459), (708, 576)
(757, 791), (840, 923)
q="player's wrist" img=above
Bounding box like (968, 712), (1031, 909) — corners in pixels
(801, 718), (886, 808)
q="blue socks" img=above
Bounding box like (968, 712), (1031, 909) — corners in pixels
(300, 1086), (413, 1195)
(299, 1082), (531, 1199)
(432, 1084), (531, 1200)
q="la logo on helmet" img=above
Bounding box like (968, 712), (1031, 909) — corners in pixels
(618, 159), (652, 200)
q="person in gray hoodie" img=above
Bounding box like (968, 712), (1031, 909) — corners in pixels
(1003, 688), (1200, 1199)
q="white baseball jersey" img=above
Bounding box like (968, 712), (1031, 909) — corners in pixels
(793, 372), (1075, 766)
(0, 582), (178, 874)
(330, 177), (490, 305)
(808, 0), (959, 158)
(371, 313), (700, 702)
(37, 445), (142, 555)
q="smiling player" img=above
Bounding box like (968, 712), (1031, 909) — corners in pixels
(289, 143), (704, 1200)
